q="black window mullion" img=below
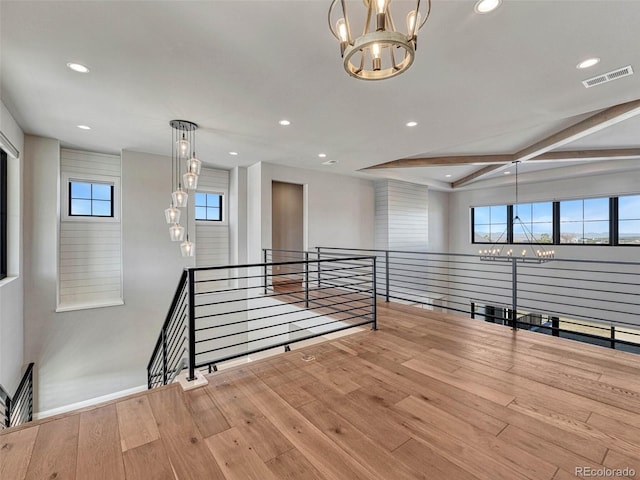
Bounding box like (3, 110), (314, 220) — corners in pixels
(611, 197), (618, 246)
(507, 205), (514, 244)
(553, 201), (560, 244)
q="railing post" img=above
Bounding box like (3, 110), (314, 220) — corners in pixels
(551, 316), (560, 337)
(470, 301), (475, 319)
(27, 369), (33, 423)
(372, 257), (378, 330)
(4, 396), (10, 428)
(162, 328), (168, 385)
(511, 258), (517, 330)
(304, 251), (309, 309)
(610, 325), (616, 349)
(187, 269), (197, 382)
(263, 249), (268, 294)
(385, 251), (390, 302)
(316, 247), (321, 287)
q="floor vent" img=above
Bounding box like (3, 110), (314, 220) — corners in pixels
(582, 65), (634, 88)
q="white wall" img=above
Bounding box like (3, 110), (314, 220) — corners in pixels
(247, 162), (375, 261)
(23, 144), (194, 413)
(0, 101), (24, 393)
(428, 189), (449, 252)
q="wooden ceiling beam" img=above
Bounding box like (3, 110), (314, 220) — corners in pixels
(453, 99), (640, 187)
(364, 154), (513, 169)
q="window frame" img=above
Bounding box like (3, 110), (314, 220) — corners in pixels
(68, 181), (114, 218)
(194, 191), (224, 223)
(61, 173), (121, 223)
(558, 197), (611, 246)
(471, 204), (509, 244)
(616, 194), (640, 247)
(0, 150), (7, 280)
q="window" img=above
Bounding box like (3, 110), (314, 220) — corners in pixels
(0, 150), (7, 280)
(195, 192), (223, 221)
(618, 195), (640, 245)
(559, 197), (609, 244)
(472, 205), (507, 243)
(512, 202), (553, 244)
(69, 181), (114, 217)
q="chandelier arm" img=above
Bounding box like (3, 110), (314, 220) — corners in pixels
(418, 0), (432, 29)
(327, 0), (339, 39)
(363, 0), (373, 36)
(341, 0), (353, 44)
(389, 40), (398, 70)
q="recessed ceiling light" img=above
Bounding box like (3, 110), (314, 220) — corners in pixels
(279, 119), (291, 126)
(77, 125), (91, 130)
(504, 171), (511, 175)
(229, 151), (238, 156)
(576, 57), (600, 69)
(67, 62), (90, 73)
(322, 159), (338, 165)
(474, 0), (501, 14)
(406, 121), (418, 127)
(318, 153), (327, 158)
(445, 174), (452, 178)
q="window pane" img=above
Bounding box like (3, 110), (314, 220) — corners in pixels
(531, 223), (553, 243)
(207, 207), (221, 220)
(71, 182), (92, 199)
(583, 221), (609, 244)
(532, 202), (553, 223)
(92, 183), (111, 200)
(473, 206), (490, 225)
(195, 206), (206, 220)
(490, 224), (507, 243)
(92, 200), (111, 216)
(474, 225), (490, 243)
(71, 199), (92, 215)
(560, 222), (582, 244)
(584, 198), (609, 221)
(619, 220), (640, 244)
(560, 200), (582, 222)
(194, 193), (206, 207)
(514, 203), (532, 223)
(490, 205), (507, 224)
(210, 194), (222, 208)
(619, 195), (640, 220)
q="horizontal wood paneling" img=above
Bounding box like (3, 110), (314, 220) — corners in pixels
(375, 180), (428, 251)
(59, 149), (122, 308)
(196, 167), (229, 269)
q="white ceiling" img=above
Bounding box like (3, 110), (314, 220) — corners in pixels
(1, 0), (640, 190)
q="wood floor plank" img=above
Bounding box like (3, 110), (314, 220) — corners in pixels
(122, 439), (175, 480)
(0, 425), (39, 480)
(603, 449), (640, 474)
(76, 404), (125, 480)
(235, 414), (294, 462)
(147, 386), (226, 480)
(297, 399), (417, 480)
(115, 395), (160, 452)
(206, 427), (278, 480)
(395, 395), (558, 480)
(185, 387), (230, 438)
(265, 448), (327, 480)
(232, 367), (375, 480)
(24, 414), (79, 480)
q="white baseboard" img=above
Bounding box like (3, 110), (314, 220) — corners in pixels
(34, 384), (147, 420)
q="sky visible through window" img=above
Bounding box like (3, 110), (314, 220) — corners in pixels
(619, 195), (640, 244)
(560, 198), (609, 244)
(70, 181), (112, 216)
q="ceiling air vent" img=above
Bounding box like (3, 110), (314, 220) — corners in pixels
(582, 65), (634, 88)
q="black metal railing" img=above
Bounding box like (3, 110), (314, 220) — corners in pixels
(0, 362), (34, 430)
(147, 270), (189, 389)
(316, 247), (640, 353)
(147, 254), (376, 388)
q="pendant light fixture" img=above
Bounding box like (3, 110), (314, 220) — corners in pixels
(328, 0), (432, 81)
(166, 119), (200, 255)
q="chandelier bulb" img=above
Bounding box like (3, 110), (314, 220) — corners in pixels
(183, 171), (198, 190)
(165, 203), (181, 224)
(177, 133), (190, 159)
(337, 18), (348, 42)
(180, 237), (195, 257)
(188, 154), (202, 176)
(169, 223), (185, 242)
(374, 0), (387, 14)
(407, 10), (421, 36)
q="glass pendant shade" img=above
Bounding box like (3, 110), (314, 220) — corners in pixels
(183, 171), (198, 190)
(164, 204), (181, 224)
(177, 135), (190, 158)
(180, 238), (195, 257)
(188, 155), (202, 176)
(169, 223), (185, 242)
(172, 187), (188, 207)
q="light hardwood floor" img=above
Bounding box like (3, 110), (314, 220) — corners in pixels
(2, 302), (640, 479)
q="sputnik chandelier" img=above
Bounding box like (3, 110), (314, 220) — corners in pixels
(479, 161), (555, 264)
(328, 0), (431, 80)
(165, 120), (201, 257)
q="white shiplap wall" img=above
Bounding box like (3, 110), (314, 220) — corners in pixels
(196, 167), (230, 268)
(58, 149), (122, 309)
(375, 179), (428, 250)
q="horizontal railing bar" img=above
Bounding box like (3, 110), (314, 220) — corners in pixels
(196, 314), (373, 357)
(188, 255), (376, 272)
(195, 318), (373, 369)
(517, 287), (640, 307)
